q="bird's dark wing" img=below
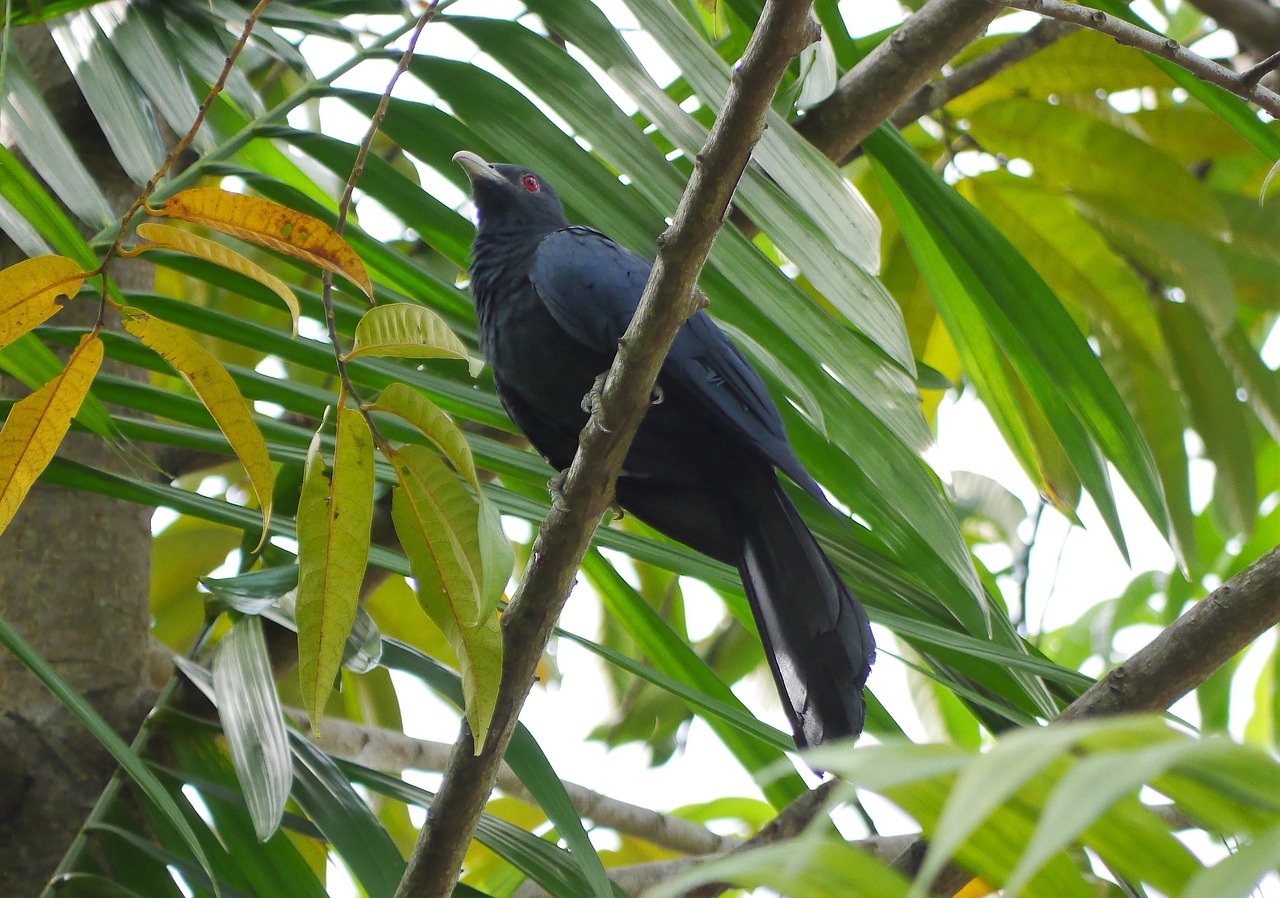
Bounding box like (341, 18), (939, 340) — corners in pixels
(531, 226), (828, 507)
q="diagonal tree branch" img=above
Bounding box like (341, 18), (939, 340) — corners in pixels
(392, 3), (820, 895)
(891, 543), (1280, 895)
(891, 19), (1079, 130)
(795, 0), (1002, 164)
(293, 711), (739, 857)
(999, 0), (1280, 115)
(1059, 544), (1280, 721)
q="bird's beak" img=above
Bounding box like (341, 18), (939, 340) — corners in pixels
(453, 151), (506, 186)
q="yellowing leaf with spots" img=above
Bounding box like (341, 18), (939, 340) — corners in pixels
(296, 405), (375, 725)
(135, 223), (300, 338)
(0, 332), (102, 536)
(389, 444), (486, 628)
(123, 311), (274, 545)
(391, 444), (502, 750)
(0, 256), (86, 350)
(157, 187), (373, 300)
(368, 383), (479, 490)
(346, 303), (480, 374)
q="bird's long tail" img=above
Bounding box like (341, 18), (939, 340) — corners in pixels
(736, 479), (875, 749)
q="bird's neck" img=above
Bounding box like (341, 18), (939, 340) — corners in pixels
(469, 222), (558, 348)
(470, 221), (555, 294)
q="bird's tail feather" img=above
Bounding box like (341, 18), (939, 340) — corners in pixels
(737, 480), (875, 749)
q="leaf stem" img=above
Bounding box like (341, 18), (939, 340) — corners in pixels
(100, 0), (276, 271)
(321, 1), (440, 434)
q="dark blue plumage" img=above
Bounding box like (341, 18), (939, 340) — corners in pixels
(456, 151), (874, 749)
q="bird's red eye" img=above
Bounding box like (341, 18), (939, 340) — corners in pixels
(521, 174), (540, 192)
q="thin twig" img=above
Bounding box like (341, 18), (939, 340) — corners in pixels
(891, 19), (1080, 130)
(292, 710), (740, 856)
(1242, 47), (1280, 84)
(321, 2), (439, 436)
(87, 18), (422, 247)
(1059, 544), (1280, 721)
(795, 0), (1002, 163)
(1015, 501), (1046, 635)
(999, 0), (1280, 117)
(102, 0), (275, 269)
(392, 3), (821, 896)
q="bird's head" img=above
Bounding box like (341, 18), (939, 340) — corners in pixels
(454, 151), (569, 236)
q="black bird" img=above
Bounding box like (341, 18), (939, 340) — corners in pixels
(455, 151), (874, 749)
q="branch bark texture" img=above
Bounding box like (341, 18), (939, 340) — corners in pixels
(393, 3), (820, 896)
(891, 19), (1079, 128)
(1000, 0), (1280, 116)
(0, 27), (156, 894)
(296, 712), (738, 856)
(795, 0), (1001, 163)
(1059, 545), (1280, 721)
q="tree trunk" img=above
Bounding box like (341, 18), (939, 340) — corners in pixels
(0, 26), (156, 895)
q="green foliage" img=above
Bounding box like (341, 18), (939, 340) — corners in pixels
(3, 1), (1280, 897)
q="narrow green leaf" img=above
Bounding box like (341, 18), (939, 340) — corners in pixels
(1099, 332), (1195, 569)
(95, 3), (211, 153)
(554, 627), (796, 754)
(287, 733), (405, 898)
(501, 729), (615, 898)
(389, 443), (487, 626)
(1, 50), (113, 227)
(959, 172), (1166, 371)
(48, 11), (166, 185)
(168, 729), (330, 898)
(965, 98), (1227, 236)
(391, 445), (502, 746)
(0, 143), (97, 267)
(1004, 740), (1200, 897)
(1089, 0), (1280, 158)
(645, 838), (910, 898)
(1160, 301), (1256, 536)
(1086, 206), (1236, 336)
(368, 382), (479, 490)
(913, 723), (1113, 896)
(1183, 823), (1280, 898)
(211, 615), (292, 841)
(867, 125), (1169, 557)
(582, 549), (806, 806)
(477, 495), (515, 611)
(296, 406), (376, 722)
(343, 761), (617, 898)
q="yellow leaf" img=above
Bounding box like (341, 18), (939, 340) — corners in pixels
(123, 310), (275, 545)
(157, 187), (373, 301)
(136, 223), (301, 338)
(296, 405), (375, 724)
(0, 255), (86, 350)
(0, 332), (102, 536)
(368, 383), (479, 491)
(391, 445), (504, 750)
(345, 303), (479, 374)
